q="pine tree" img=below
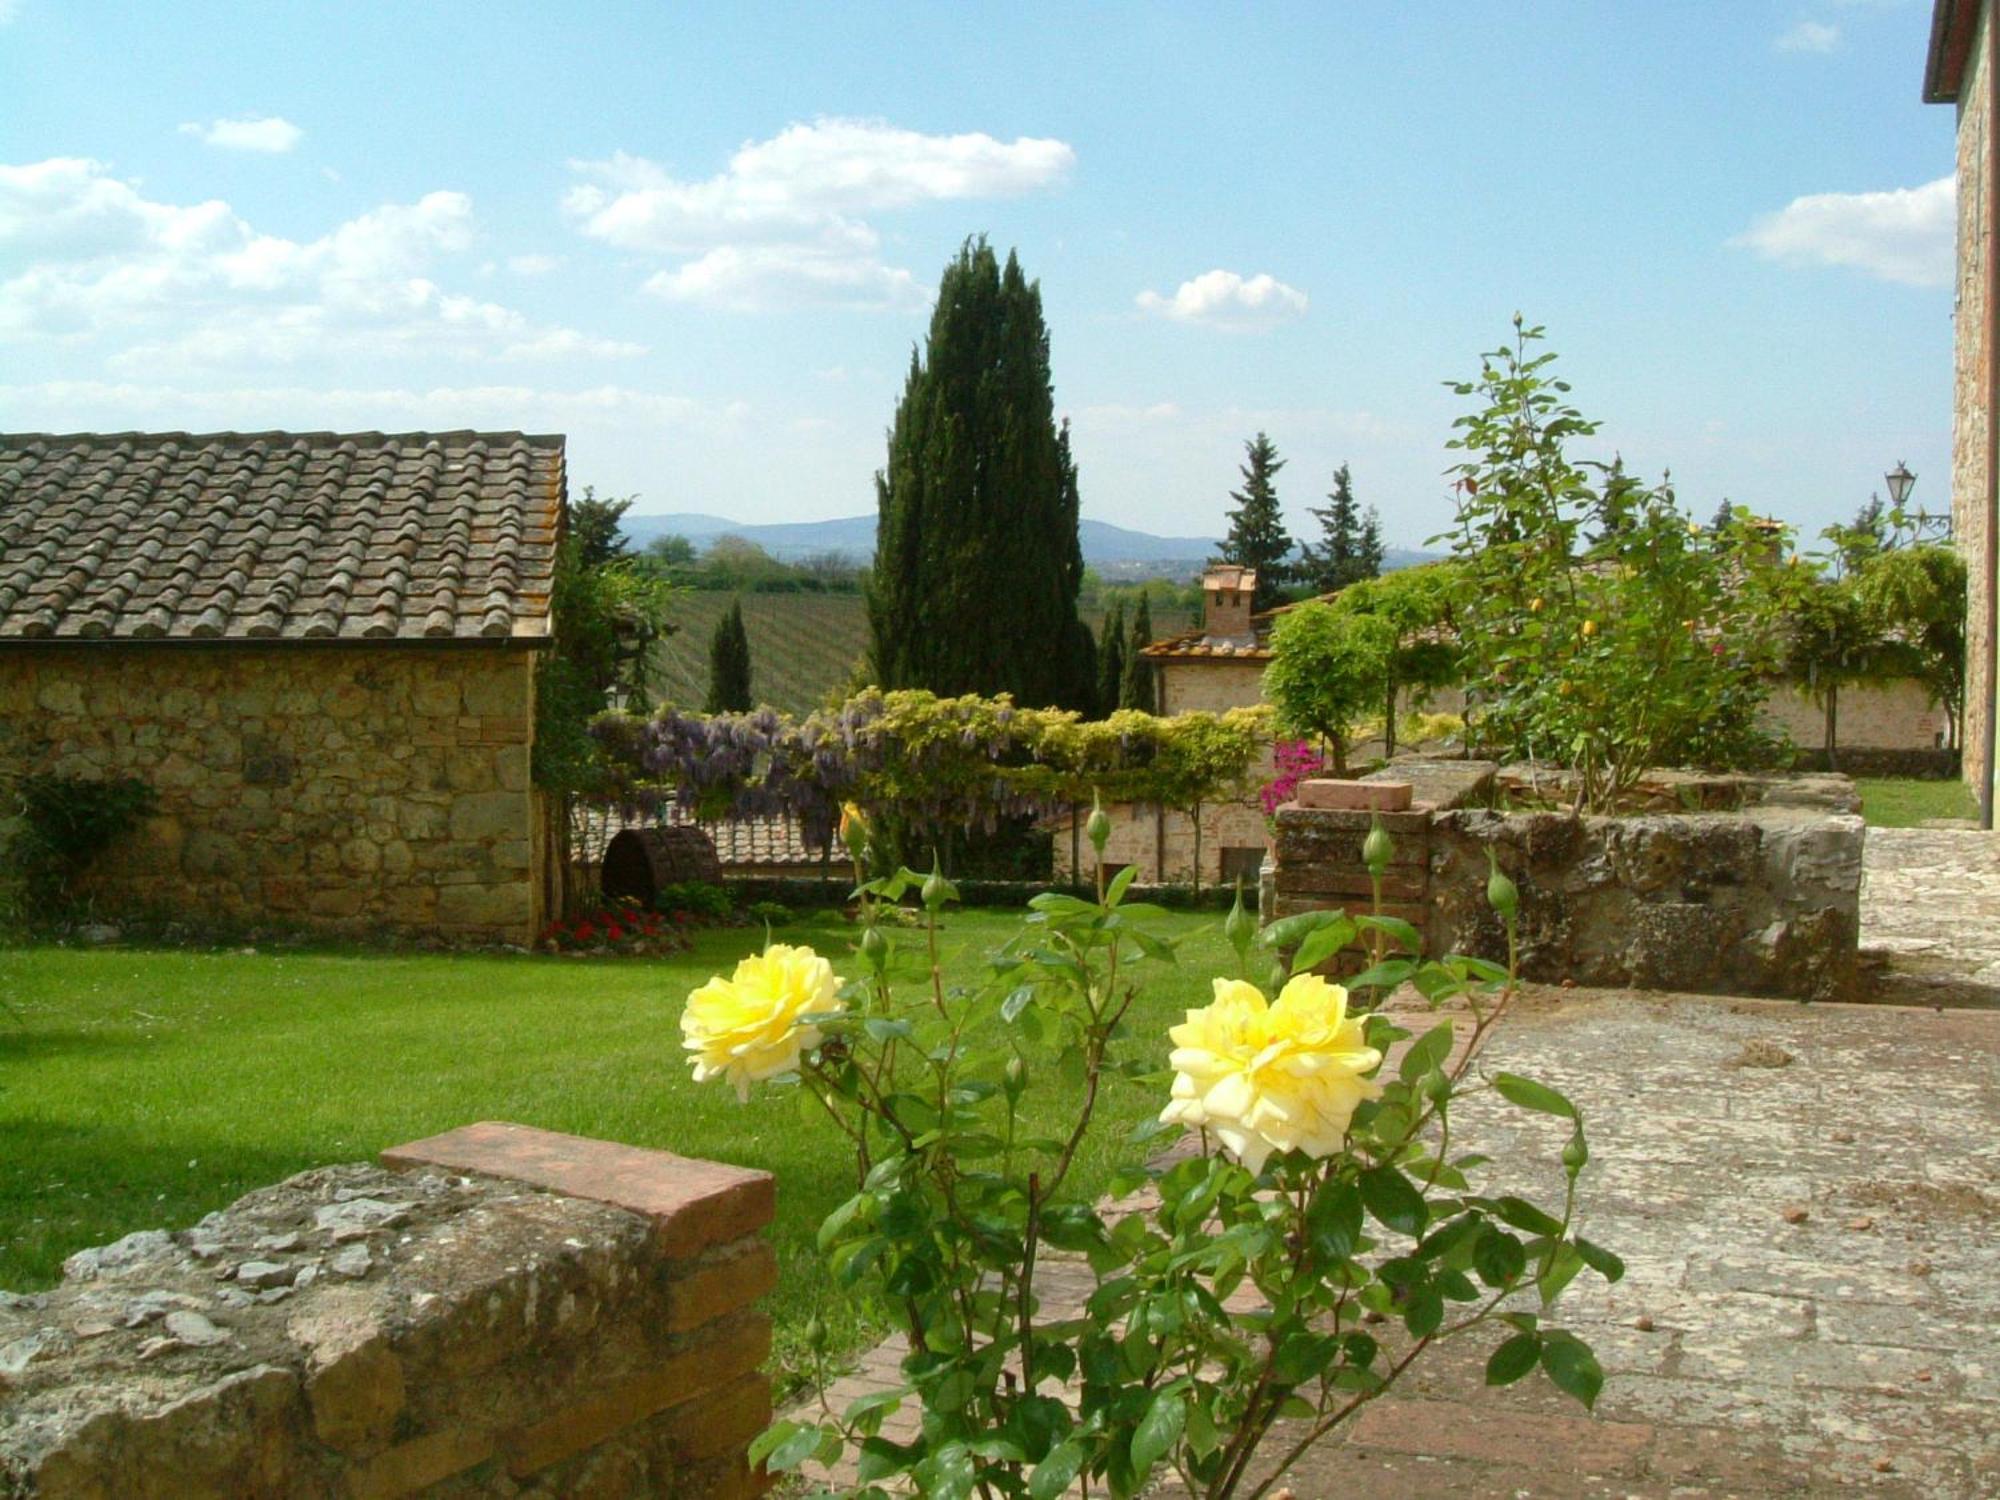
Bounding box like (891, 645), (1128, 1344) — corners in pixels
(1216, 433), (1291, 610)
(1120, 594), (1156, 712)
(1303, 463), (1383, 595)
(569, 486), (634, 569)
(704, 598), (752, 713)
(1096, 599), (1126, 716)
(867, 239), (1093, 709)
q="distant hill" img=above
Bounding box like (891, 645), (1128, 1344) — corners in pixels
(622, 509), (1436, 577)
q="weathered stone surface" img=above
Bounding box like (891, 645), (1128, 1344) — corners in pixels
(0, 646), (546, 944)
(0, 1138), (777, 1500)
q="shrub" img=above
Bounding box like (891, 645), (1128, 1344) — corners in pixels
(745, 899), (792, 927)
(2, 772), (158, 919)
(653, 881), (737, 922)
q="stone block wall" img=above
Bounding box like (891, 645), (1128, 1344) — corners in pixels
(1268, 765), (1864, 1002)
(0, 645), (546, 943)
(0, 1123), (775, 1499)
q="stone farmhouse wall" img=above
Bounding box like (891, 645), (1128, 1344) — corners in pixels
(1051, 794), (1273, 889)
(1954, 1), (1997, 816)
(0, 644), (550, 944)
(0, 1124), (775, 1500)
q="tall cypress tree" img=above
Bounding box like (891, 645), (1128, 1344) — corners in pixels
(704, 598), (753, 713)
(1216, 433), (1291, 610)
(1303, 463), (1383, 595)
(1096, 598), (1126, 717)
(867, 239), (1092, 709)
(1120, 594), (1156, 712)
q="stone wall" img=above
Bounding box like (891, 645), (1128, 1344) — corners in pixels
(1050, 795), (1272, 888)
(1955, 4), (1998, 818)
(0, 645), (547, 944)
(1157, 660), (1267, 717)
(0, 1123), (774, 1499)
(1268, 766), (1864, 1002)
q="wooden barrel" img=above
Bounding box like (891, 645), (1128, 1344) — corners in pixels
(600, 826), (723, 906)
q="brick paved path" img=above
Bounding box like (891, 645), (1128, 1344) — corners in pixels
(789, 989), (2000, 1496)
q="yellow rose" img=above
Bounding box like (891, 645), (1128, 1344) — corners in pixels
(683, 943), (841, 1101)
(1529, 597), (1544, 613)
(1159, 974), (1383, 1172)
(1580, 619), (1597, 638)
(839, 802), (868, 857)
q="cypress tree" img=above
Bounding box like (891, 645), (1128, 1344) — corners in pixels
(704, 598), (753, 713)
(1121, 594), (1156, 712)
(1096, 599), (1126, 716)
(867, 239), (1092, 709)
(1216, 433), (1292, 610)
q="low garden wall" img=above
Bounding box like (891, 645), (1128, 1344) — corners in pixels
(1268, 761), (1865, 1001)
(0, 1124), (774, 1499)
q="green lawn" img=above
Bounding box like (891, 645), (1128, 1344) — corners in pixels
(0, 907), (1225, 1381)
(1853, 776), (1980, 828)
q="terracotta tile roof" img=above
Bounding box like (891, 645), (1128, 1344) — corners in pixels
(0, 430), (562, 643)
(1139, 629), (1274, 662)
(574, 803), (827, 872)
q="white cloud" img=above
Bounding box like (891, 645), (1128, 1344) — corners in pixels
(178, 116), (304, 153)
(0, 157), (641, 366)
(1775, 20), (1841, 53)
(1733, 176), (1953, 287)
(564, 118), (1074, 310)
(1135, 270), (1309, 330)
(507, 253), (562, 276)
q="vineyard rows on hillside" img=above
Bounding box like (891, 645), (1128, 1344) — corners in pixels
(648, 592), (1197, 716)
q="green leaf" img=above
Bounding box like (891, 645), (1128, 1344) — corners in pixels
(1473, 1225), (1527, 1287)
(1291, 917), (1358, 975)
(1484, 1333), (1542, 1387)
(1000, 985), (1036, 1023)
(1345, 959), (1419, 992)
(1538, 1241), (1586, 1306)
(1540, 1334), (1604, 1409)
(751, 1421), (824, 1473)
(1354, 914), (1422, 953)
(1029, 1440), (1087, 1500)
(1492, 1071), (1576, 1118)
(1488, 1195), (1564, 1237)
(1358, 1166), (1429, 1237)
(1403, 1283), (1445, 1338)
(1106, 863), (1138, 907)
(1575, 1236), (1626, 1283)
(1130, 1389), (1188, 1472)
(1399, 1021), (1456, 1084)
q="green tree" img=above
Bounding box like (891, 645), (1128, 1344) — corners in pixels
(867, 239), (1092, 709)
(1121, 593), (1156, 711)
(532, 539), (674, 795)
(1328, 562), (1462, 757)
(569, 486), (635, 569)
(645, 533), (697, 568)
(1263, 603), (1396, 772)
(705, 597), (754, 713)
(1856, 543), (1969, 750)
(1096, 598), (1126, 717)
(1303, 463), (1383, 595)
(1215, 432), (1292, 610)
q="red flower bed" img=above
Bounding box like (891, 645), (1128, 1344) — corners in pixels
(539, 899), (690, 957)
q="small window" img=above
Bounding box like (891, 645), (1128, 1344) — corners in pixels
(1219, 846), (1267, 884)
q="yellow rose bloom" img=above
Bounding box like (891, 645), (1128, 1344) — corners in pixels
(1580, 619), (1597, 638)
(1159, 974), (1383, 1172)
(839, 802), (868, 856)
(683, 943), (841, 1101)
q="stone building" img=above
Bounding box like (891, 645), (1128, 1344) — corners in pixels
(1926, 0), (2000, 828)
(0, 430), (563, 943)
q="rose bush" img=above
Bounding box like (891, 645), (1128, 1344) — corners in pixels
(683, 814), (1617, 1499)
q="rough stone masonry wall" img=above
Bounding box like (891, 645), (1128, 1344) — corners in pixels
(1957, 3), (1997, 815)
(0, 1123), (775, 1500)
(1269, 765), (1864, 1002)
(0, 645), (545, 943)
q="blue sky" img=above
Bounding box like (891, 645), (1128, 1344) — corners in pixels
(0, 0), (1959, 549)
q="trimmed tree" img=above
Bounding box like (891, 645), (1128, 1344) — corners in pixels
(1263, 603), (1395, 773)
(1328, 562), (1461, 757)
(1121, 594), (1156, 711)
(1216, 433), (1292, 610)
(867, 239), (1093, 710)
(1096, 599), (1126, 717)
(704, 598), (753, 713)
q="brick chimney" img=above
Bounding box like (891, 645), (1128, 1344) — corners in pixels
(1201, 566), (1258, 645)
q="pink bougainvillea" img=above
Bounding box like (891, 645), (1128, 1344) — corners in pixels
(1258, 738), (1326, 816)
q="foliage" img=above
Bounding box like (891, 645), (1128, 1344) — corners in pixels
(590, 690), (1272, 873)
(706, 598), (755, 713)
(1441, 321), (1784, 809)
(2, 772), (159, 917)
(1121, 595), (1157, 712)
(1258, 738), (1326, 817)
(1301, 463), (1385, 595)
(569, 486), (635, 568)
(1096, 599), (1126, 719)
(746, 899), (795, 927)
(654, 880), (738, 923)
(1263, 604), (1396, 773)
(645, 533), (699, 568)
(1215, 432), (1292, 611)
(1323, 563), (1462, 758)
(1770, 563), (1882, 767)
(732, 826), (1615, 1499)
(650, 534), (868, 595)
(1853, 544), (1968, 749)
(534, 537), (678, 795)
(868, 238), (1093, 710)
